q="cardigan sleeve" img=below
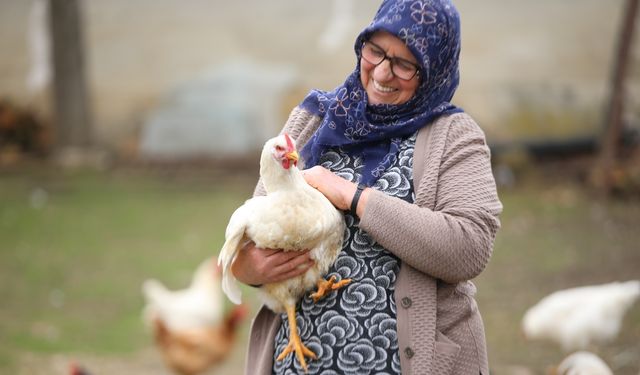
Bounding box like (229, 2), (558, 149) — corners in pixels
(359, 114), (502, 283)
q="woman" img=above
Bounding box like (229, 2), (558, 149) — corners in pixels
(231, 0), (502, 373)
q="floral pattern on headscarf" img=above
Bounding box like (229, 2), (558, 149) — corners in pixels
(300, 0), (463, 186)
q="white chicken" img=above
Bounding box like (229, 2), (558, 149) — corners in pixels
(142, 258), (247, 375)
(217, 133), (347, 371)
(143, 257), (222, 331)
(552, 351), (613, 375)
(522, 280), (640, 351)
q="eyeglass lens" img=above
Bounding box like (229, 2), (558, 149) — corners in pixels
(361, 41), (419, 81)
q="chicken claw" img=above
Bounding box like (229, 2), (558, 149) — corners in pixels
(276, 304), (316, 372)
(310, 275), (352, 302)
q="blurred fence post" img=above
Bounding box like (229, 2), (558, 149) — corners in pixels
(48, 0), (93, 154)
(591, 0), (638, 196)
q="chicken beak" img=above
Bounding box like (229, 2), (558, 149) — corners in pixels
(285, 150), (299, 164)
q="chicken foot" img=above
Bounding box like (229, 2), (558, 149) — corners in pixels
(310, 275), (352, 302)
(276, 303), (316, 372)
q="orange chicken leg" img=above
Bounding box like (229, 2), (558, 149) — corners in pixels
(276, 303), (316, 372)
(310, 275), (352, 302)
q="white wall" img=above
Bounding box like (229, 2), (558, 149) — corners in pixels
(0, 0), (636, 148)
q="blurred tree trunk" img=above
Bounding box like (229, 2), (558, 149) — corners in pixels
(591, 0), (638, 196)
(49, 0), (92, 152)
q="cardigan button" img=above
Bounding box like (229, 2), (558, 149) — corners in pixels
(404, 347), (415, 359)
(401, 297), (412, 308)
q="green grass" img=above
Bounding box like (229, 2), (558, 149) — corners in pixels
(0, 168), (255, 370)
(1, 169), (639, 373)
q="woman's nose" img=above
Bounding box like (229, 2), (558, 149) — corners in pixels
(373, 59), (394, 82)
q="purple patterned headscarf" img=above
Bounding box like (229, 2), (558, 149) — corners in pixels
(300, 0), (463, 186)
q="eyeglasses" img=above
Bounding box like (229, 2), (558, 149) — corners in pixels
(360, 40), (420, 81)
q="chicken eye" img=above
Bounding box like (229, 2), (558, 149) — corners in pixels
(275, 145), (285, 152)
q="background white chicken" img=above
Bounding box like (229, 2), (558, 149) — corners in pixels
(143, 257), (222, 331)
(552, 351), (614, 375)
(217, 133), (347, 372)
(522, 280), (640, 351)
(142, 257), (247, 375)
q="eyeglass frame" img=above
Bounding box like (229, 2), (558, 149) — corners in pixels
(360, 40), (421, 81)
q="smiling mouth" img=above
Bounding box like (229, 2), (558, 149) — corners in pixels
(373, 79), (396, 93)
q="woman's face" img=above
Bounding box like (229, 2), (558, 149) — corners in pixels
(360, 31), (420, 106)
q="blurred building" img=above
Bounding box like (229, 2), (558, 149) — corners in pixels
(0, 0), (637, 157)
(138, 60), (297, 159)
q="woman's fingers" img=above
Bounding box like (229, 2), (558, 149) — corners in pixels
(233, 242), (315, 284)
(271, 259), (315, 283)
(302, 166), (355, 210)
(270, 251), (313, 275)
(266, 248), (311, 267)
(259, 249), (314, 283)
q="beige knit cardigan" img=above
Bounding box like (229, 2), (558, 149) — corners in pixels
(245, 107), (502, 375)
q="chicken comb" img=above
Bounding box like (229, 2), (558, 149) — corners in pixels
(283, 132), (295, 151)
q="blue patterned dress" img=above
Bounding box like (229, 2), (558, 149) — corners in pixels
(273, 132), (417, 375)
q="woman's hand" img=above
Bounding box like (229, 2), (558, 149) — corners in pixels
(302, 165), (370, 216)
(231, 241), (314, 286)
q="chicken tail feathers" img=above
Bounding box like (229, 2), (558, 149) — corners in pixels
(141, 279), (165, 326)
(142, 278), (165, 298)
(218, 204), (251, 305)
(219, 236), (244, 305)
